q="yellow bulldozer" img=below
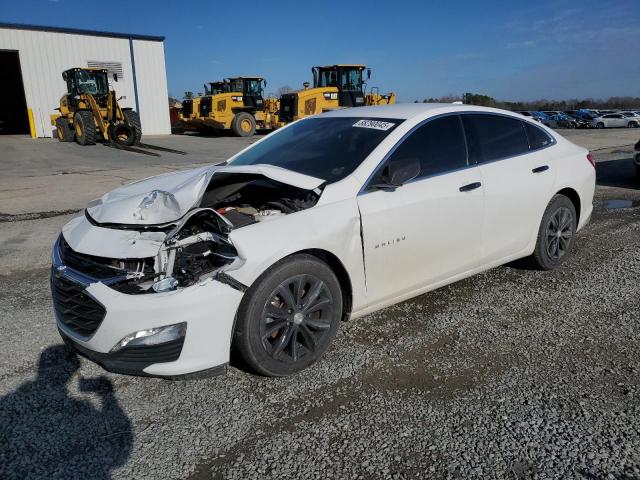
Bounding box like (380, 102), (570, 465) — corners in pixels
(51, 67), (142, 147)
(278, 64), (395, 123)
(187, 77), (279, 137)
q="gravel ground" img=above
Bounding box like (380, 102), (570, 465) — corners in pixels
(0, 132), (639, 479)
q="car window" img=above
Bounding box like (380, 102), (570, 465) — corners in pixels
(229, 117), (402, 183)
(524, 122), (553, 150)
(381, 115), (468, 180)
(462, 113), (530, 163)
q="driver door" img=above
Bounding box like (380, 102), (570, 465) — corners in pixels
(357, 115), (484, 306)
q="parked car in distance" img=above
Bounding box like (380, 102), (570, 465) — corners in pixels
(543, 111), (578, 129)
(592, 113), (640, 128)
(620, 111), (640, 118)
(51, 104), (596, 378)
(517, 111), (558, 128)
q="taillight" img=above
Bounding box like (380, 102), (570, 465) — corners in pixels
(586, 152), (595, 168)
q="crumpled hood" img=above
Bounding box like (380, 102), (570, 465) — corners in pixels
(86, 164), (324, 225)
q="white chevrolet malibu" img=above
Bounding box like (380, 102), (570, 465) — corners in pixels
(51, 104), (595, 378)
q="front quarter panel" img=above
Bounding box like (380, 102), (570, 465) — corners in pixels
(226, 198), (366, 312)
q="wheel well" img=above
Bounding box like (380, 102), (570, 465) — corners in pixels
(297, 249), (353, 321)
(557, 187), (581, 222)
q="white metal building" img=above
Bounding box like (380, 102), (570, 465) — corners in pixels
(0, 23), (171, 137)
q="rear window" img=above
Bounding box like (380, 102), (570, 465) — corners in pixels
(462, 114), (530, 163)
(229, 117), (401, 183)
(524, 122), (553, 150)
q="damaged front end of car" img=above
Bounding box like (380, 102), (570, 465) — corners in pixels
(59, 164), (325, 296)
(52, 164), (325, 376)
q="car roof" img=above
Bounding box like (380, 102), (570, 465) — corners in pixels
(320, 103), (526, 120)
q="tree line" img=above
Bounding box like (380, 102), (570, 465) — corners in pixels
(418, 93), (640, 111)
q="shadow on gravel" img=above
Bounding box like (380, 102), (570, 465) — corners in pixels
(0, 345), (132, 479)
(596, 158), (639, 190)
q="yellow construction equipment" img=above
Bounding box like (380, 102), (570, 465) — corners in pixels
(51, 68), (186, 156)
(278, 64), (395, 123)
(188, 77), (279, 137)
(51, 67), (142, 147)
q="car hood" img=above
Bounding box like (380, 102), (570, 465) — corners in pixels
(86, 163), (325, 225)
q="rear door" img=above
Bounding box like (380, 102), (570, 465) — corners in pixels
(357, 115), (484, 305)
(462, 113), (557, 264)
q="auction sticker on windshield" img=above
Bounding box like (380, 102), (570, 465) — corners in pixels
(352, 119), (396, 131)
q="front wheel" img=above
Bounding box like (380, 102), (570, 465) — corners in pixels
(231, 112), (256, 137)
(233, 254), (343, 376)
(627, 121), (638, 128)
(596, 122), (605, 129)
(528, 195), (577, 270)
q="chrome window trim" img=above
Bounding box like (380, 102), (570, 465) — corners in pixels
(359, 110), (557, 195)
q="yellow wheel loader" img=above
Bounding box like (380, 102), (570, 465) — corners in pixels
(51, 68), (186, 157)
(52, 68), (141, 147)
(278, 64), (395, 124)
(190, 77), (279, 137)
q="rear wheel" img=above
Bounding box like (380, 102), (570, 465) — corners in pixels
(528, 195), (577, 270)
(123, 110), (142, 144)
(627, 121), (638, 128)
(233, 254), (342, 376)
(55, 117), (73, 142)
(73, 111), (97, 145)
(231, 112), (256, 137)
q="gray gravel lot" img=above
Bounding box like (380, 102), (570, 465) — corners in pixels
(0, 129), (639, 479)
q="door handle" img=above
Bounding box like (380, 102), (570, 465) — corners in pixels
(532, 165), (549, 173)
(459, 182), (481, 192)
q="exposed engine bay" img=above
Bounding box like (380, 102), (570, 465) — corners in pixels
(67, 172), (322, 294)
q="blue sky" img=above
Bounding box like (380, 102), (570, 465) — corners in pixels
(2, 0), (639, 102)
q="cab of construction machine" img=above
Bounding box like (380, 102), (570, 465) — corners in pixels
(278, 64), (395, 123)
(60, 68), (110, 110)
(313, 64), (368, 107)
(227, 77), (266, 110)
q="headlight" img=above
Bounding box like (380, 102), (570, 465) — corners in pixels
(110, 322), (187, 352)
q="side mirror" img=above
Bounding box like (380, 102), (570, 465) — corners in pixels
(366, 68), (371, 80)
(263, 79), (267, 88)
(371, 157), (421, 191)
(113, 73), (118, 82)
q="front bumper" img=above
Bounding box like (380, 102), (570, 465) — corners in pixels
(51, 241), (244, 377)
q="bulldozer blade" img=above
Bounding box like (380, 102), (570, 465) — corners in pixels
(136, 143), (188, 155)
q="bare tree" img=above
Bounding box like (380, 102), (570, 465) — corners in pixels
(275, 85), (294, 97)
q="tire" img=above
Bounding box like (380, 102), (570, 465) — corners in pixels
(596, 122), (604, 129)
(233, 254), (343, 376)
(73, 111), (97, 145)
(635, 162), (640, 182)
(231, 112), (256, 137)
(627, 121), (638, 128)
(108, 122), (136, 146)
(55, 117), (73, 142)
(528, 195), (577, 270)
(123, 110), (142, 144)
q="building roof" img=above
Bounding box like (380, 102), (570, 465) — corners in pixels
(0, 22), (165, 42)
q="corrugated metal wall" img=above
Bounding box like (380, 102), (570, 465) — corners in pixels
(0, 27), (171, 137)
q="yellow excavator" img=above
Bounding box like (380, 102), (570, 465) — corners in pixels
(52, 67), (141, 146)
(278, 64), (395, 123)
(189, 77), (279, 137)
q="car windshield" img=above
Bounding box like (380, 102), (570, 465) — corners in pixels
(228, 117), (402, 183)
